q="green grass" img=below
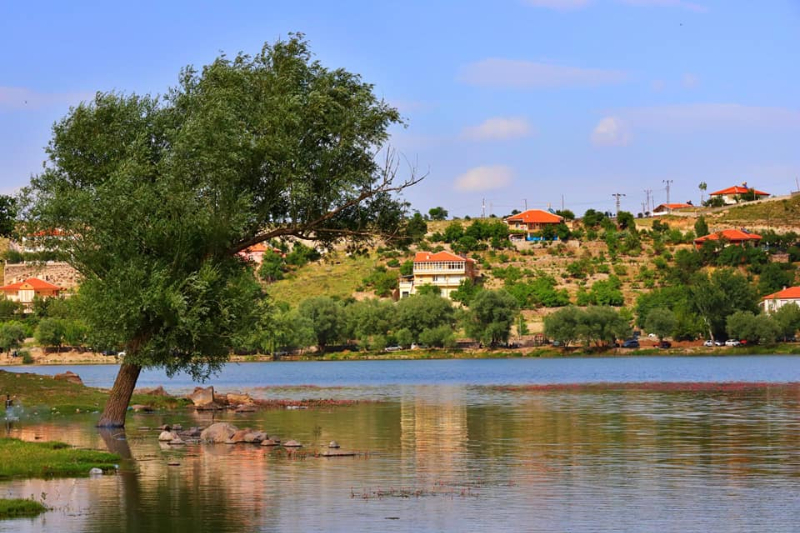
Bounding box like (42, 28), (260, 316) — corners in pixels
(0, 498), (47, 519)
(267, 253), (378, 305)
(0, 369), (190, 414)
(0, 438), (120, 479)
(719, 195), (800, 225)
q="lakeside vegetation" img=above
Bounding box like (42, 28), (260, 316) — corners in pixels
(0, 498), (47, 520)
(0, 438), (120, 479)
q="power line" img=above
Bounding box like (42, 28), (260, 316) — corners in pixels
(663, 180), (674, 206)
(612, 193), (626, 217)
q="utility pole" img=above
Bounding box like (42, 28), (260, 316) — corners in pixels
(612, 193), (626, 217)
(524, 198), (528, 211)
(644, 189), (652, 214)
(641, 201), (647, 216)
(481, 198), (486, 219)
(561, 194), (565, 212)
(663, 180), (673, 206)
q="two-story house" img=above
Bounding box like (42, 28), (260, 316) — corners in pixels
(0, 277), (64, 310)
(398, 251), (477, 300)
(503, 209), (563, 240)
(709, 184), (769, 205)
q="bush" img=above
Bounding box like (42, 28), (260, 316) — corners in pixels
(20, 350), (33, 364)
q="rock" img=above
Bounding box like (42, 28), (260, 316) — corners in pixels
(200, 422), (239, 443)
(234, 404), (257, 413)
(225, 428), (254, 444)
(169, 437), (185, 445)
(187, 386), (215, 408)
(54, 371), (83, 385)
(183, 427), (201, 437)
(226, 392), (254, 405)
(89, 467), (103, 476)
(283, 440), (302, 448)
(261, 438), (280, 447)
(172, 424), (182, 431)
(243, 431), (266, 443)
(158, 424), (172, 431)
(135, 386), (171, 397)
(328, 441), (340, 449)
(158, 431), (177, 441)
(131, 404), (154, 412)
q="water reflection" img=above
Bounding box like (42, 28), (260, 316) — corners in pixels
(1, 384), (799, 532)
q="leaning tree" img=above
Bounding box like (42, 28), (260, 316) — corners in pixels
(23, 35), (420, 427)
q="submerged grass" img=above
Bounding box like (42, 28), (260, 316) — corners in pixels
(0, 498), (47, 519)
(0, 438), (120, 479)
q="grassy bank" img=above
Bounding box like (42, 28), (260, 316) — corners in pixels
(0, 498), (47, 519)
(0, 438), (120, 479)
(0, 370), (190, 414)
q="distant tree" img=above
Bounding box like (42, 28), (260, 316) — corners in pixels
(757, 263), (794, 296)
(298, 296), (345, 352)
(515, 314), (530, 338)
(555, 223), (572, 242)
(35, 318), (67, 352)
(0, 322), (26, 353)
(362, 266), (399, 297)
(690, 269), (759, 341)
(0, 300), (22, 321)
(694, 216), (709, 238)
(698, 182), (707, 205)
(555, 209), (575, 221)
(616, 211), (635, 230)
(418, 325), (456, 348)
(396, 293), (455, 343)
(346, 299), (394, 344)
(257, 250), (285, 282)
(450, 278), (483, 306)
(726, 311), (780, 344)
(645, 308), (677, 341)
(0, 195), (17, 237)
(544, 306), (582, 346)
(771, 303), (800, 340)
(399, 260), (413, 276)
(464, 289), (518, 347)
(416, 284), (442, 296)
(703, 196), (725, 208)
(428, 207), (448, 221)
(582, 209), (606, 228)
(403, 212), (428, 244)
(443, 221), (464, 243)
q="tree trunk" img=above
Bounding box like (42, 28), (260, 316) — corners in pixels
(96, 363), (142, 428)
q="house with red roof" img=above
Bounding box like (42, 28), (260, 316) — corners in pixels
(652, 203), (693, 216)
(709, 183), (769, 205)
(236, 242), (284, 266)
(0, 277), (64, 308)
(398, 251), (477, 300)
(693, 229), (762, 249)
(504, 209), (563, 241)
(761, 286), (800, 314)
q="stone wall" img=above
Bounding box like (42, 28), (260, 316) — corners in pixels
(3, 262), (81, 289)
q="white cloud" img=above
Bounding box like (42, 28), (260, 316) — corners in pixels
(618, 0), (708, 12)
(460, 59), (628, 89)
(523, 0), (591, 10)
(461, 117), (533, 141)
(454, 165), (514, 192)
(0, 86), (93, 111)
(591, 116), (631, 146)
(681, 73), (699, 89)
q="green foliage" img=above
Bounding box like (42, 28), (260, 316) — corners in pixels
(616, 211), (635, 230)
(346, 299), (395, 343)
(0, 438), (120, 479)
(645, 308), (677, 340)
(285, 243), (321, 267)
(566, 258), (593, 279)
(257, 250), (285, 282)
(450, 278), (483, 306)
(35, 318), (66, 351)
(544, 306), (631, 348)
(416, 284), (442, 296)
(771, 303), (800, 339)
(418, 325), (456, 348)
(361, 266), (398, 297)
(464, 289), (518, 346)
(694, 216), (709, 238)
(555, 209), (575, 221)
(24, 35), (411, 385)
(399, 260), (413, 276)
(0, 300), (22, 322)
(428, 207), (448, 221)
(703, 196), (725, 208)
(396, 294), (455, 343)
(0, 195), (17, 237)
(758, 263), (794, 295)
(0, 322), (26, 352)
(583, 276), (624, 306)
(0, 498), (47, 519)
(726, 311), (781, 344)
(505, 277), (570, 308)
(555, 222), (572, 242)
(690, 269), (759, 340)
(582, 209), (607, 228)
(443, 221), (464, 243)
(403, 212), (428, 245)
(298, 296), (345, 351)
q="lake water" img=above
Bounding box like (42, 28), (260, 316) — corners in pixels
(2, 356), (800, 532)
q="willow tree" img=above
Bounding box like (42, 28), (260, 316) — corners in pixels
(23, 35), (419, 427)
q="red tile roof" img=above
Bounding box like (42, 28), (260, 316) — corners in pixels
(654, 203), (693, 211)
(694, 229), (762, 244)
(505, 209), (563, 224)
(762, 287), (800, 300)
(709, 185), (769, 196)
(414, 251), (475, 263)
(0, 277), (63, 292)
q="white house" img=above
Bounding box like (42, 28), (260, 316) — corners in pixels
(761, 287), (800, 314)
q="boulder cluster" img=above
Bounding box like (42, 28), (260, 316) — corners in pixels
(186, 386), (257, 412)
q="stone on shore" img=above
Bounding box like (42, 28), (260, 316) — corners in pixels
(135, 385), (171, 397)
(283, 440), (302, 448)
(159, 431), (177, 441)
(131, 404), (154, 412)
(261, 438), (280, 447)
(226, 392), (254, 405)
(187, 386), (217, 408)
(200, 422), (239, 443)
(54, 371), (83, 385)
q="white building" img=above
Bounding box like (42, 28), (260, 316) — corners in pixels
(761, 287), (800, 314)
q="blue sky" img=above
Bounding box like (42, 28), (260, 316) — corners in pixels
(1, 0), (798, 217)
